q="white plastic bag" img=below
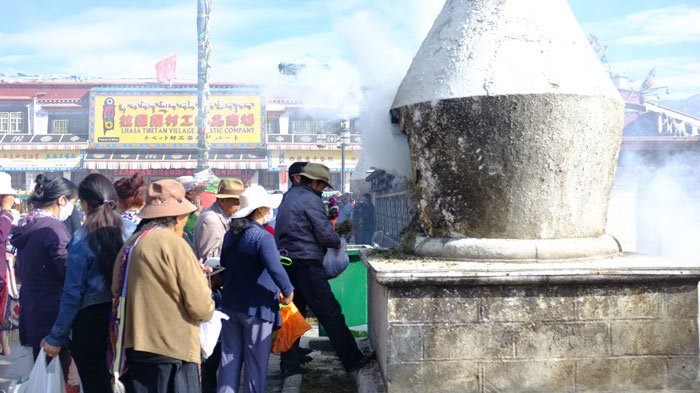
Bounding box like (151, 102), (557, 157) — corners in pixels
(12, 348), (66, 393)
(200, 310), (229, 359)
(323, 238), (350, 278)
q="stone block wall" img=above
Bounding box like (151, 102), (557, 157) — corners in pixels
(371, 280), (700, 392)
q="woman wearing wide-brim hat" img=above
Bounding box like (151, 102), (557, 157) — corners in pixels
(217, 185), (294, 392)
(111, 179), (214, 393)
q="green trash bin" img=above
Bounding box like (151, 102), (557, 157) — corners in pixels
(319, 247), (368, 336)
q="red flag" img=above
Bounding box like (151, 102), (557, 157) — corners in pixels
(155, 54), (177, 84)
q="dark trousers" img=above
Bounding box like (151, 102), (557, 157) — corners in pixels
(280, 260), (363, 371)
(125, 350), (201, 393)
(218, 312), (274, 393)
(70, 302), (113, 393)
(32, 344), (71, 383)
(201, 342), (221, 393)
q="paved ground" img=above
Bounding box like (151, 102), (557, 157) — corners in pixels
(0, 326), (379, 393)
(0, 330), (34, 392)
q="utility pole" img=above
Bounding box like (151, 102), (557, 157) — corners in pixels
(196, 0), (212, 171)
(339, 119), (350, 192)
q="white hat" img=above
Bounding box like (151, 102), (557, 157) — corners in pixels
(0, 172), (16, 195)
(232, 185), (283, 219)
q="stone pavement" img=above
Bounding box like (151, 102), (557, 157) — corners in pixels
(0, 326), (382, 393)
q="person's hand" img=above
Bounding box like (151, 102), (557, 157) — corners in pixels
(0, 195), (14, 212)
(41, 339), (61, 358)
(199, 258), (213, 274)
(280, 291), (294, 305)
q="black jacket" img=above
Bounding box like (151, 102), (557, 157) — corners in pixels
(275, 185), (340, 261)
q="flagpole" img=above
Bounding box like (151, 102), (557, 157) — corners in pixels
(196, 0), (212, 171)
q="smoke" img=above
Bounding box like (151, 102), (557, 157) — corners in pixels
(607, 150), (700, 258)
(329, 2), (444, 189)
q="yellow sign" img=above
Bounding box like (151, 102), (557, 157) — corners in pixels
(0, 150), (81, 171)
(91, 90), (263, 148)
(269, 150), (360, 171)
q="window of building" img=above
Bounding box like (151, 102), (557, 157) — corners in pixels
(52, 119), (70, 133)
(260, 171), (279, 191)
(0, 112), (24, 133)
(9, 172), (24, 191)
(291, 120), (336, 134)
(48, 113), (89, 135)
(266, 116), (280, 134)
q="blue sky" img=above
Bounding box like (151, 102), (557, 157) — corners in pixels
(1, 0), (699, 100)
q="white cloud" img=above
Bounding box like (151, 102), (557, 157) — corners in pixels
(584, 5), (700, 46)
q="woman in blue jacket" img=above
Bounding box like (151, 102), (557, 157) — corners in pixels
(41, 174), (127, 391)
(218, 185), (294, 393)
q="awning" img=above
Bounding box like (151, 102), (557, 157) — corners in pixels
(208, 150), (268, 170)
(83, 152), (197, 170)
(83, 150), (268, 170)
(0, 133), (88, 150)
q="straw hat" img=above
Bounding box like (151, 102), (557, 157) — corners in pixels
(138, 179), (197, 219)
(0, 172), (17, 195)
(213, 178), (245, 199)
(300, 163), (333, 189)
(232, 185), (283, 219)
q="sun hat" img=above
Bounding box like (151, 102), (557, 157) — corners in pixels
(176, 175), (205, 194)
(213, 178), (245, 199)
(203, 257), (225, 276)
(138, 179), (197, 219)
(0, 172), (17, 195)
(232, 185), (283, 219)
(300, 163), (333, 189)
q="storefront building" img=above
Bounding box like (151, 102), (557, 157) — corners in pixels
(0, 83), (91, 190)
(0, 80), (362, 191)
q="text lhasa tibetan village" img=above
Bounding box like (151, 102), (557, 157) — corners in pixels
(90, 90), (263, 148)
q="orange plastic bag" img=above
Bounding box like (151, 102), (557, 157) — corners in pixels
(271, 302), (311, 353)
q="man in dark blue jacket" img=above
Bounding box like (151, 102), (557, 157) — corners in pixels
(275, 163), (373, 375)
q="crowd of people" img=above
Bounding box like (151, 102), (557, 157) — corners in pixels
(0, 162), (375, 393)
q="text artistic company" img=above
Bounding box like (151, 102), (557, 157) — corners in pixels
(120, 126), (256, 134)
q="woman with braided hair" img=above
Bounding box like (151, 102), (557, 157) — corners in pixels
(41, 173), (128, 391)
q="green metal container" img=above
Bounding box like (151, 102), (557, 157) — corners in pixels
(319, 247), (368, 336)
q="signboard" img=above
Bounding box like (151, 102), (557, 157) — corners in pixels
(0, 150), (81, 171)
(268, 149), (360, 172)
(103, 169), (194, 178)
(90, 89), (264, 149)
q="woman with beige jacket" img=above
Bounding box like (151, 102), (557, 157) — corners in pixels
(112, 179), (214, 393)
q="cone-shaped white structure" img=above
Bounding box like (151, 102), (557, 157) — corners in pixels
(392, 0), (624, 246)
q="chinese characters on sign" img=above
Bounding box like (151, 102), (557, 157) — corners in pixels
(0, 150), (81, 170)
(269, 150), (360, 171)
(108, 169), (195, 177)
(91, 91), (263, 147)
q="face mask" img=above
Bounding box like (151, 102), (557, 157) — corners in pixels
(263, 209), (275, 224)
(59, 200), (74, 221)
